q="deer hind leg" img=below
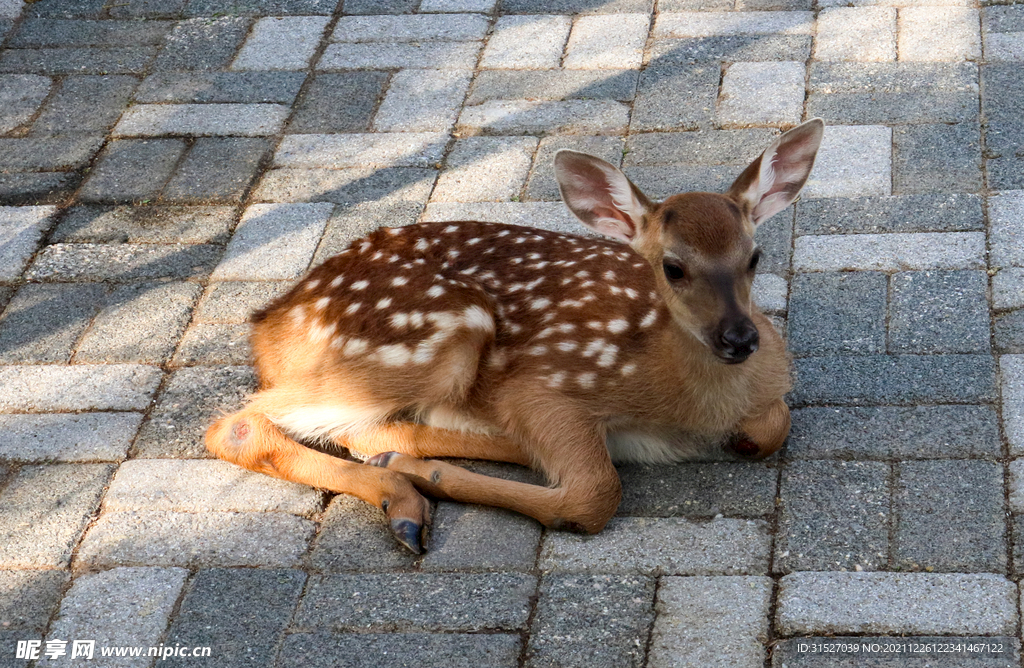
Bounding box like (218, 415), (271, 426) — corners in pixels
(205, 396), (431, 553)
(730, 399), (791, 459)
(334, 421), (530, 466)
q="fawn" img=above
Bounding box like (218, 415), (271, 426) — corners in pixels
(206, 119), (824, 553)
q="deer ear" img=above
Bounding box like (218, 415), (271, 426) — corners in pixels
(728, 118), (824, 227)
(554, 149), (653, 243)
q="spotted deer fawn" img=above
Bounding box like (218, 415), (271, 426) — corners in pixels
(206, 119), (825, 553)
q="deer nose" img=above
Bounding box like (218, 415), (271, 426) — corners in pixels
(719, 321), (759, 359)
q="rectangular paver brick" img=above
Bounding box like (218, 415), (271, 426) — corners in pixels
(185, 0), (335, 15)
(287, 71), (388, 133)
(76, 510), (315, 568)
(213, 202), (333, 280)
(803, 125), (891, 198)
(0, 463), (113, 568)
(0, 365), (162, 412)
(718, 61), (804, 127)
(319, 42), (481, 69)
(313, 201), (424, 261)
(481, 15), (571, 69)
(0, 136), (103, 171)
(172, 322), (251, 366)
(458, 99), (629, 135)
(468, 70), (639, 104)
(105, 459), (320, 514)
(45, 567), (187, 667)
(539, 517), (770, 575)
(0, 73), (51, 133)
(295, 573), (536, 631)
(0, 413), (142, 462)
(196, 281), (290, 323)
(648, 577), (771, 668)
(655, 11), (814, 37)
(776, 572), (1017, 635)
(135, 71), (306, 103)
(649, 34), (812, 63)
(1003, 355), (1024, 454)
(996, 311), (1024, 354)
(616, 462), (777, 517)
(331, 13), (488, 42)
(899, 7), (980, 61)
(888, 270), (990, 353)
(795, 193), (984, 235)
(994, 268), (1024, 309)
(526, 574), (655, 668)
(26, 243), (222, 282)
(278, 633), (521, 668)
(526, 135), (624, 201)
(793, 232), (986, 271)
(893, 122), (982, 194)
(154, 16), (250, 71)
(503, 0), (651, 11)
(78, 138), (187, 203)
(421, 502), (541, 572)
(254, 167), (436, 204)
(309, 495), (418, 572)
(373, 69), (472, 132)
(275, 133), (448, 169)
(431, 136), (537, 202)
(114, 103), (290, 137)
(0, 46), (156, 75)
(232, 16), (329, 70)
(163, 137), (271, 203)
(0, 570), (68, 631)
(10, 18), (170, 46)
(563, 14), (648, 70)
(990, 190), (1024, 267)
(0, 283), (108, 364)
(787, 272), (887, 355)
(815, 7), (896, 61)
(52, 205), (234, 244)
(631, 62), (718, 131)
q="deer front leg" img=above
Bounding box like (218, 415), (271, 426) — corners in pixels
(729, 399), (790, 459)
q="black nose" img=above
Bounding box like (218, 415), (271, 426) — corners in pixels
(720, 321), (759, 358)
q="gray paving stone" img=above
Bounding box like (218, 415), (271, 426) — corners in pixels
(503, 0), (651, 11)
(771, 637), (1021, 667)
(985, 5), (1024, 33)
(793, 232), (986, 272)
(294, 573), (536, 631)
(648, 576), (771, 668)
(888, 270), (990, 354)
(525, 135), (623, 201)
(432, 136), (537, 202)
(655, 11), (813, 37)
(114, 103), (290, 137)
(795, 193), (984, 235)
(319, 42), (481, 69)
(0, 570), (68, 631)
(752, 273), (788, 313)
(164, 568), (306, 668)
(108, 0), (187, 18)
(0, 136), (103, 172)
(788, 272), (886, 356)
(0, 463), (113, 568)
(45, 567), (188, 666)
(564, 13), (648, 70)
(623, 128), (779, 167)
(253, 167), (436, 205)
(232, 16), (329, 70)
(22, 0), (107, 16)
(9, 18), (171, 46)
(900, 7), (980, 62)
(30, 74), (137, 134)
(0, 205), (57, 281)
(308, 494), (419, 572)
(313, 201), (424, 262)
(996, 310), (1024, 354)
(172, 322), (251, 366)
(648, 35), (812, 64)
(213, 202), (332, 280)
(26, 243), (222, 282)
(994, 268), (1024, 310)
(990, 190), (1024, 268)
(421, 502), (541, 572)
(278, 633), (521, 668)
(1002, 355), (1024, 455)
(0, 413), (143, 462)
(526, 574), (655, 668)
(776, 572), (1017, 635)
(0, 283), (107, 364)
(135, 71), (306, 103)
(718, 61), (804, 127)
(788, 405), (1002, 459)
(540, 517), (769, 575)
(791, 355), (996, 406)
(134, 365), (255, 459)
(0, 74), (51, 133)
(893, 123), (982, 195)
(332, 13), (488, 42)
(480, 15), (571, 69)
(163, 137), (271, 203)
(274, 133), (448, 169)
(76, 510), (315, 568)
(75, 281), (200, 364)
(52, 205), (235, 244)
(154, 17), (250, 71)
(287, 72), (388, 134)
(420, 201), (582, 235)
(105, 458), (320, 514)
(616, 462), (776, 517)
(986, 32), (1024, 63)
(777, 460), (890, 573)
(815, 7), (896, 61)
(468, 70), (638, 105)
(631, 62), (718, 131)
(342, 0), (417, 12)
(0, 172), (79, 205)
(421, 0), (497, 9)
(803, 125), (891, 198)
(0, 364), (162, 412)
(79, 138), (187, 203)
(195, 280), (290, 323)
(893, 460), (1005, 573)
(621, 165), (740, 199)
(808, 62), (979, 125)
(458, 100), (629, 135)
(373, 69), (472, 132)
(184, 0), (335, 15)
(0, 46), (157, 75)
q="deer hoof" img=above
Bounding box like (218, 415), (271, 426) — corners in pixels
(726, 437), (763, 459)
(390, 518), (426, 554)
(366, 451), (399, 468)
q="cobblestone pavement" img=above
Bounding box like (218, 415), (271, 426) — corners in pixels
(0, 0), (1021, 666)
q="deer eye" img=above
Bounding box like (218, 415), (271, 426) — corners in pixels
(748, 249), (761, 272)
(662, 261), (686, 282)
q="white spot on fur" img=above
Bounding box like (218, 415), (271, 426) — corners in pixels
(376, 344), (411, 366)
(390, 312), (410, 328)
(330, 275), (344, 288)
(290, 305), (305, 325)
(546, 372), (566, 389)
(558, 324), (576, 333)
(463, 305), (495, 332)
(560, 299), (584, 308)
(597, 344), (619, 367)
(587, 321), (603, 330)
(415, 238), (429, 252)
(345, 302), (361, 315)
(389, 254), (400, 263)
(392, 276), (408, 287)
(621, 363), (637, 376)
(526, 277), (544, 290)
(582, 339), (606, 358)
(351, 280), (368, 291)
(377, 297), (392, 309)
(409, 312), (425, 328)
(308, 321), (336, 343)
(556, 341), (578, 352)
(360, 241), (372, 252)
(607, 319), (628, 334)
(427, 312), (460, 331)
(488, 349), (508, 369)
(624, 288), (638, 299)
(387, 227), (403, 235)
(372, 251), (384, 261)
(444, 225), (459, 233)
(577, 372), (596, 388)
(426, 285), (445, 298)
(528, 345), (548, 355)
(315, 296), (331, 311)
(304, 279), (319, 291)
(343, 338), (368, 356)
(604, 270), (616, 280)
(467, 237), (481, 245)
(531, 298), (551, 310)
(640, 309), (658, 328)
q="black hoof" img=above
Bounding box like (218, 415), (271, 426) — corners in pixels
(727, 438), (761, 458)
(390, 518), (423, 554)
(366, 451), (398, 468)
